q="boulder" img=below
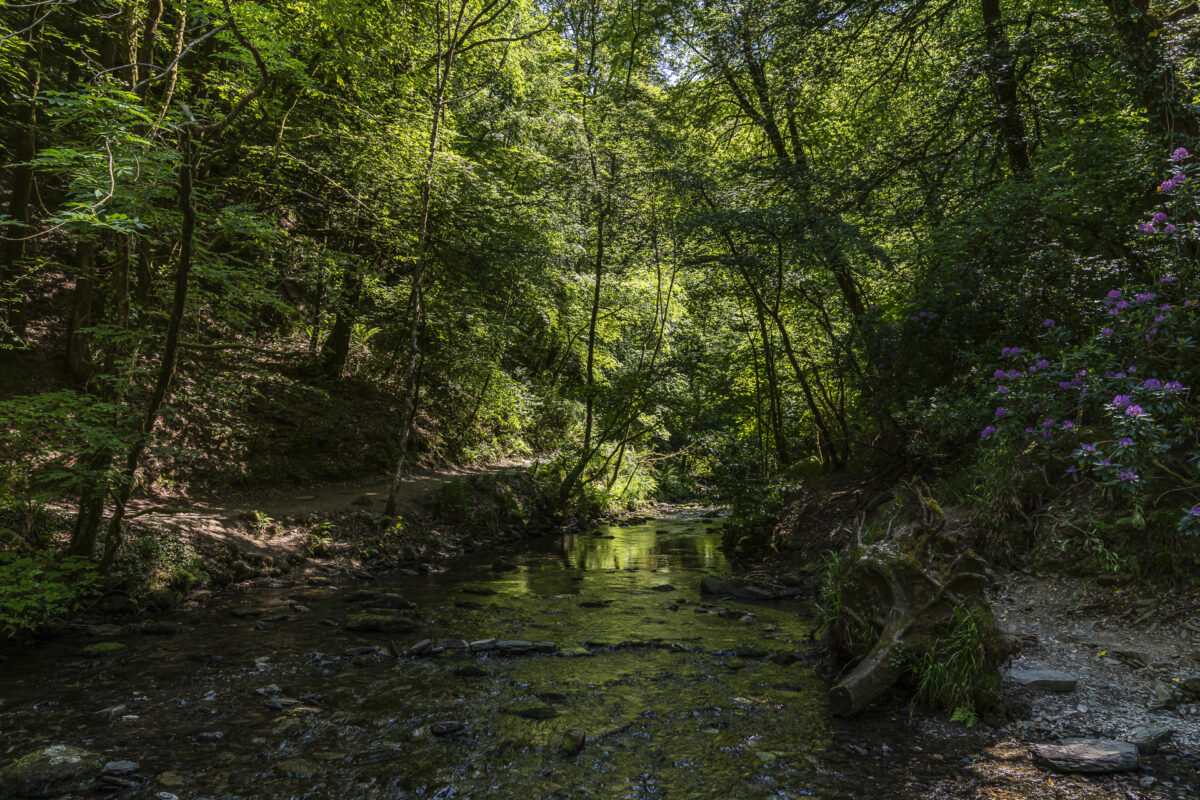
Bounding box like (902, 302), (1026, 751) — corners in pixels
(1030, 739), (1138, 774)
(0, 745), (104, 797)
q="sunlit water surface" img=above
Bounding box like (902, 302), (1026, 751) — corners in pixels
(0, 511), (838, 799)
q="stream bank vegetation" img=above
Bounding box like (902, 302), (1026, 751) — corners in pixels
(1, 0), (1199, 717)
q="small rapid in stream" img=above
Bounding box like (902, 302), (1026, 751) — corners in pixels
(0, 510), (850, 799)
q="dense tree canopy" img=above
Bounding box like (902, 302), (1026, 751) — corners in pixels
(1, 0), (1198, 578)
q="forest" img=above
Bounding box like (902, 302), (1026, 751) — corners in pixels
(1, 0), (1199, 797)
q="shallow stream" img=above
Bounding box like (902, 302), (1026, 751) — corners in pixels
(0, 510), (852, 799)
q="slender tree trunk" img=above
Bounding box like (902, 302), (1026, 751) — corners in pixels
(2, 17), (43, 342)
(583, 208), (605, 454)
(100, 128), (198, 569)
(980, 0), (1031, 176)
(752, 300), (788, 468)
(385, 33), (453, 517)
(66, 242), (98, 384)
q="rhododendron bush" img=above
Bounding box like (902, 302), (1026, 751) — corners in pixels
(898, 148), (1200, 555)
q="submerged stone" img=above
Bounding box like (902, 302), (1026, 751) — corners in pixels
(558, 728), (587, 757)
(501, 704), (560, 720)
(345, 613), (417, 633)
(80, 642), (126, 658)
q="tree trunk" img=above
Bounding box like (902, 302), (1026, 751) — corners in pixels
(1102, 0), (1200, 145)
(583, 208), (605, 454)
(753, 299), (789, 468)
(66, 242), (98, 384)
(100, 127), (198, 569)
(2, 17), (43, 342)
(321, 268), (362, 379)
(980, 0), (1031, 177)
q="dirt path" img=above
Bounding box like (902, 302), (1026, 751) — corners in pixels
(123, 459), (533, 564)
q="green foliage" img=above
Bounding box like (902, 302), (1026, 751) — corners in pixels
(117, 534), (209, 598)
(912, 605), (1001, 718)
(306, 520), (337, 558)
(0, 554), (100, 637)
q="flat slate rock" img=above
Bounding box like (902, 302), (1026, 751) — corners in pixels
(1011, 668), (1077, 692)
(1130, 725), (1174, 755)
(1030, 739), (1138, 774)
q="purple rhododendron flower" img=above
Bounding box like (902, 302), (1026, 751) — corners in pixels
(1166, 381), (1184, 391)
(1125, 405), (1144, 417)
(1116, 300), (1130, 310)
(1153, 212), (1168, 223)
(1155, 314), (1165, 322)
(1061, 420), (1075, 429)
(1082, 443), (1097, 452)
(1101, 458), (1112, 466)
(1144, 378), (1163, 390)
(1137, 222), (1156, 234)
(1172, 147), (1189, 160)
(1165, 223), (1178, 233)
(1024, 427), (1034, 434)
(995, 407), (1007, 417)
(1043, 318), (1055, 327)
(993, 369), (1006, 380)
(1007, 369), (1021, 378)
(1107, 289), (1122, 300)
(1136, 293), (1156, 303)
(1042, 418), (1055, 428)
(1058, 381), (1072, 390)
(1160, 303), (1171, 310)
(1101, 327), (1114, 337)
(997, 385), (1008, 394)
(1118, 437), (1134, 447)
(1190, 506), (1200, 516)
(1119, 470), (1138, 482)
(1036, 359), (1050, 369)
(981, 425), (997, 438)
(1112, 395), (1131, 408)
(1066, 466), (1078, 474)
(1161, 179), (1177, 192)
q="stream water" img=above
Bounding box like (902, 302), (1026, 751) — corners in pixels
(0, 510), (859, 799)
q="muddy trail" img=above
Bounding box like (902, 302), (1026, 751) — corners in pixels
(0, 510), (1194, 799)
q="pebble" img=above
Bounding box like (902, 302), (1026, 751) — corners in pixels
(103, 760), (139, 774)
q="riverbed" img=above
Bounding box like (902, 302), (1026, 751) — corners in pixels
(4, 509), (1192, 800)
(0, 510), (843, 799)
